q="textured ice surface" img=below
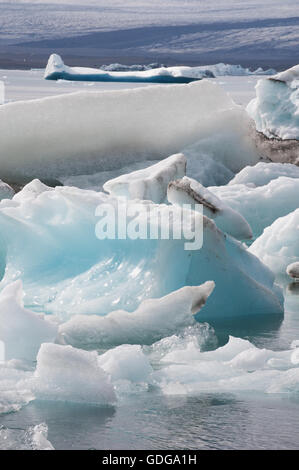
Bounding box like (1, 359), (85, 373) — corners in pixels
(0, 183), (283, 321)
(247, 65), (299, 140)
(0, 281), (58, 362)
(33, 343), (116, 405)
(167, 176), (252, 240)
(209, 177), (299, 239)
(0, 80), (258, 181)
(0, 361), (34, 414)
(0, 423), (54, 450)
(152, 335), (299, 395)
(103, 153), (186, 203)
(287, 262), (299, 279)
(0, 181), (14, 200)
(229, 162), (299, 187)
(44, 54), (274, 83)
(59, 282), (215, 348)
(250, 209), (299, 276)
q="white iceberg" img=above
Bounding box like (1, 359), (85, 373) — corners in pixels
(209, 176), (299, 239)
(45, 55), (274, 83)
(167, 176), (252, 240)
(103, 153), (186, 203)
(249, 209), (299, 276)
(0, 181), (14, 201)
(0, 281), (58, 362)
(0, 79), (258, 181)
(229, 162), (299, 187)
(59, 282), (215, 348)
(247, 64), (299, 140)
(33, 343), (116, 405)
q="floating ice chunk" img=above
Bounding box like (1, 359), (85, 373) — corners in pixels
(59, 282), (215, 348)
(0, 185), (282, 320)
(167, 176), (252, 240)
(0, 423), (54, 450)
(286, 262), (299, 280)
(153, 334), (299, 396)
(249, 209), (299, 276)
(33, 343), (116, 405)
(0, 281), (58, 362)
(0, 361), (34, 414)
(209, 176), (299, 239)
(61, 160), (160, 192)
(45, 55), (275, 82)
(229, 162), (299, 187)
(103, 153), (186, 203)
(0, 80), (258, 181)
(98, 345), (153, 383)
(247, 64), (299, 140)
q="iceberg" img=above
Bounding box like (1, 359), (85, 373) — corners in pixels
(0, 183), (283, 322)
(0, 281), (58, 362)
(59, 282), (215, 348)
(209, 176), (299, 240)
(167, 176), (252, 240)
(151, 334), (299, 396)
(44, 55), (275, 83)
(0, 181), (14, 201)
(0, 79), (258, 181)
(229, 162), (299, 187)
(103, 153), (186, 203)
(247, 64), (299, 141)
(44, 54), (203, 83)
(33, 343), (116, 405)
(249, 209), (299, 276)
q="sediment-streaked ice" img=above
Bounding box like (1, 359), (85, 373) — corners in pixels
(286, 262), (299, 279)
(0, 423), (54, 450)
(167, 176), (252, 240)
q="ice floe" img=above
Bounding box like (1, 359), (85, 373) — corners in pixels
(44, 54), (275, 83)
(0, 281), (58, 362)
(0, 183), (283, 321)
(249, 208), (299, 276)
(229, 162), (299, 187)
(286, 262), (299, 280)
(59, 282), (215, 348)
(247, 64), (299, 140)
(209, 176), (299, 239)
(32, 343), (116, 405)
(167, 176), (252, 240)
